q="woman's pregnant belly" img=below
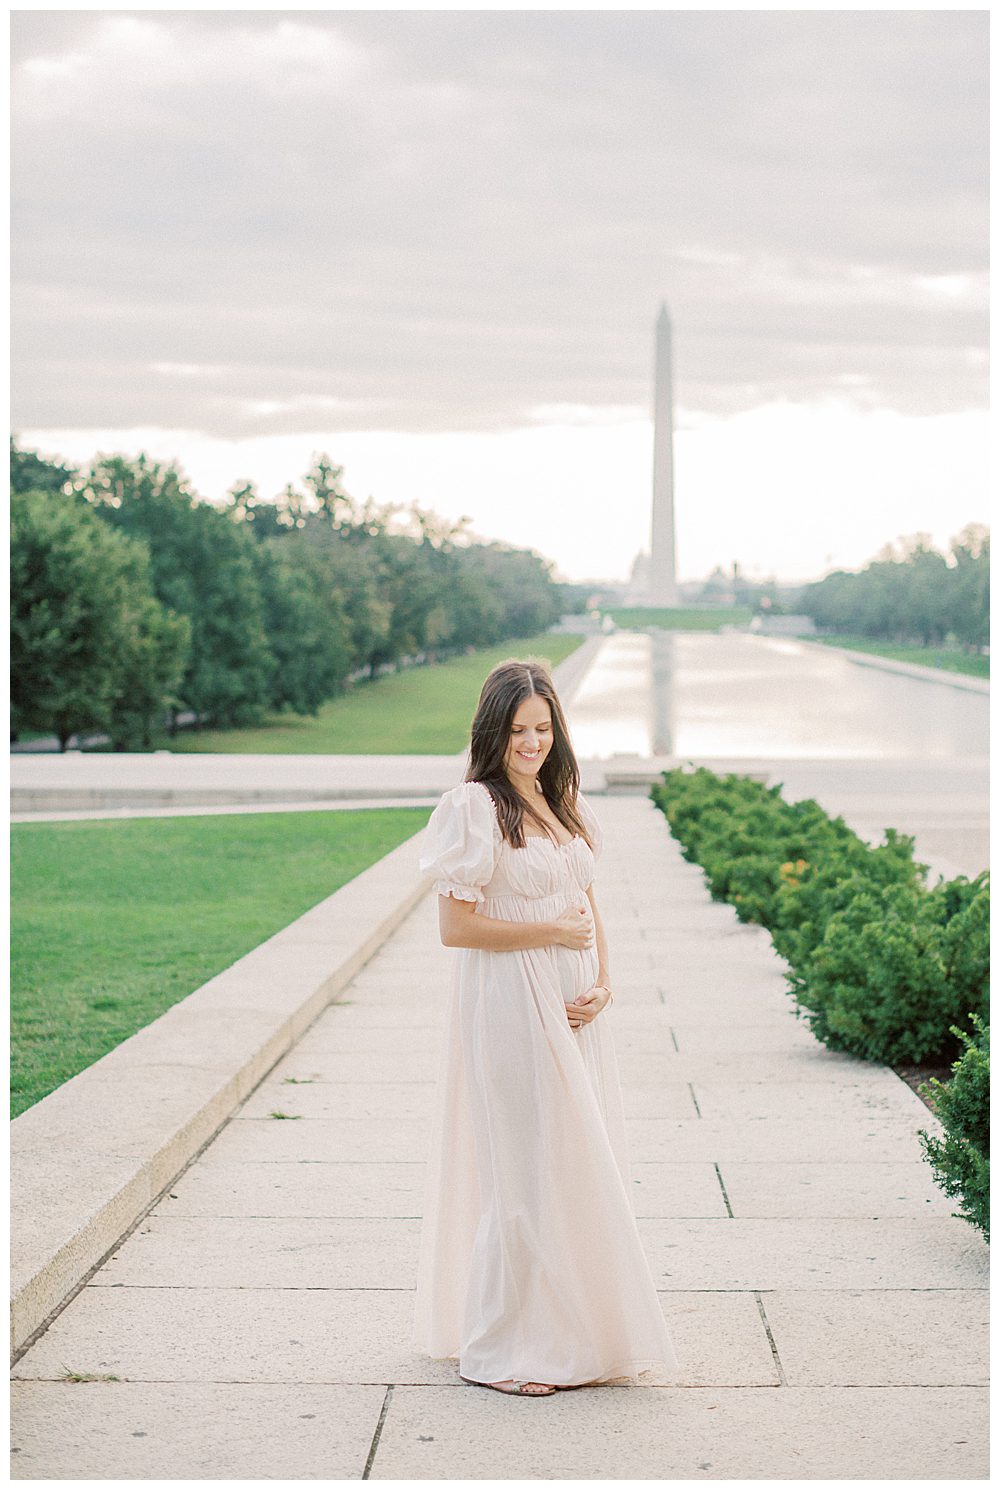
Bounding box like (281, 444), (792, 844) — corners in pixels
(475, 887), (599, 1004)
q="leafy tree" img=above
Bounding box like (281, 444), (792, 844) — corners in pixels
(459, 542), (561, 641)
(303, 454), (357, 530)
(801, 527), (990, 648)
(11, 488), (187, 749)
(948, 524), (989, 650)
(105, 593), (191, 751)
(10, 437), (78, 497)
(312, 530), (393, 677)
(253, 536), (353, 713)
(78, 453), (273, 728)
(225, 478), (298, 541)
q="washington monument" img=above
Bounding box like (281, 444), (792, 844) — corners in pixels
(626, 303), (679, 605)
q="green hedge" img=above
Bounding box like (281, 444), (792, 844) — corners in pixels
(651, 766), (987, 1065)
(651, 766), (989, 1235)
(918, 1015), (990, 1241)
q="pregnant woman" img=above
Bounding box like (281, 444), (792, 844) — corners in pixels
(412, 656), (680, 1396)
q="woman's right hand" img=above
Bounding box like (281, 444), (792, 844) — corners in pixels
(552, 904), (596, 950)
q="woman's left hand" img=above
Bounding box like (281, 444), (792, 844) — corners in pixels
(565, 984), (612, 1030)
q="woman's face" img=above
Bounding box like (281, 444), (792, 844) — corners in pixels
(503, 694), (553, 791)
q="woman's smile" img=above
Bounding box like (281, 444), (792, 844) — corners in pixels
(504, 692), (554, 784)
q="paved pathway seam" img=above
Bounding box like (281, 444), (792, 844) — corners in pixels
(10, 796), (989, 1479)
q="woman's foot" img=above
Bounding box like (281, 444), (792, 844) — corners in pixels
(460, 1375), (556, 1396)
(492, 1378), (556, 1395)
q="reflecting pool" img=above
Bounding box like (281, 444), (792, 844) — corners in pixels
(566, 631), (988, 761)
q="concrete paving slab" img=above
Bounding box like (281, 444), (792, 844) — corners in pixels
(324, 999), (444, 1028)
(596, 1007), (678, 1034)
(656, 976), (794, 1008)
(365, 1383), (989, 1480)
(670, 1020), (824, 1052)
(92, 1215), (423, 1290)
(157, 1161), (426, 1219)
(305, 1007), (447, 1031)
(655, 954), (790, 983)
(663, 1290), (779, 1386)
(260, 1049), (441, 1083)
(334, 981), (520, 1008)
(691, 1079), (929, 1123)
(621, 1084), (700, 1119)
(673, 1042), (866, 1081)
(269, 1019), (445, 1052)
(207, 1116), (431, 1164)
(614, 1044), (908, 1084)
(655, 994), (797, 1024)
(237, 1079), (435, 1121)
(10, 1380), (386, 1479)
(11, 1285), (766, 1391)
(637, 1218), (988, 1291)
(639, 927), (782, 953)
(763, 1289), (989, 1386)
(719, 1160), (959, 1219)
(624, 1116), (943, 1164)
(12, 1286), (458, 1385)
(628, 1163), (729, 1218)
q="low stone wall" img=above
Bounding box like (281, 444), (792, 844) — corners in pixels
(9, 755), (456, 815)
(10, 830), (432, 1359)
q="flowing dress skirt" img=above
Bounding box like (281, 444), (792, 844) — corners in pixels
(412, 882), (681, 1387)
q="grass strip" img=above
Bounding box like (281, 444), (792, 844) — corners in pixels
(607, 607), (753, 631)
(138, 631), (585, 754)
(11, 808), (431, 1117)
(814, 635), (989, 679)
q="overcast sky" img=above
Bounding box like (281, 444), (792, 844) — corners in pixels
(11, 8), (989, 584)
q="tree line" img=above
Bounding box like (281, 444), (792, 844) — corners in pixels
(10, 439), (566, 750)
(799, 527), (989, 649)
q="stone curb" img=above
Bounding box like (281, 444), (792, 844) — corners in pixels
(10, 829), (434, 1360)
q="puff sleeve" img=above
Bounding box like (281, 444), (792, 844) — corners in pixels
(575, 790), (604, 861)
(419, 781), (502, 903)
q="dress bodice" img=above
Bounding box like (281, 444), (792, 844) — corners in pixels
(418, 778), (602, 906)
(483, 831), (595, 902)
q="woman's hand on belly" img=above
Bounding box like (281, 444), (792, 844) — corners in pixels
(552, 902), (595, 951)
(565, 984), (613, 1030)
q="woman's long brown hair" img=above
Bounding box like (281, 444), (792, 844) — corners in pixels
(463, 656), (592, 850)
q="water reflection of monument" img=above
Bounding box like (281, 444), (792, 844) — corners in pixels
(649, 627), (676, 755)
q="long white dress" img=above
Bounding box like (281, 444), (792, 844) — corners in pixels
(411, 780), (681, 1387)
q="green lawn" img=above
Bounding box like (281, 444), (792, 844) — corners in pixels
(815, 636), (989, 680)
(607, 607), (754, 630)
(149, 631), (585, 754)
(10, 808), (431, 1117)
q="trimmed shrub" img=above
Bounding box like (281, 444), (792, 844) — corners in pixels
(771, 829), (926, 968)
(787, 874), (989, 1065)
(917, 1015), (990, 1241)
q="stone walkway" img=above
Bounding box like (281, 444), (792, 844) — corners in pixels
(11, 797), (988, 1479)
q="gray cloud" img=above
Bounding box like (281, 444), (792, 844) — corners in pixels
(11, 9), (988, 437)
